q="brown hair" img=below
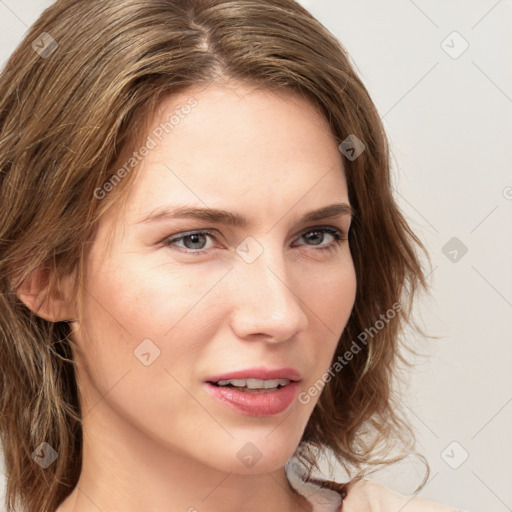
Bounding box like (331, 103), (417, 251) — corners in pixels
(0, 1), (432, 511)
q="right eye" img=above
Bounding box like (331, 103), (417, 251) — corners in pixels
(162, 229), (219, 253)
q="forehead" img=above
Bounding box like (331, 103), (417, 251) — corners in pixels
(110, 81), (349, 226)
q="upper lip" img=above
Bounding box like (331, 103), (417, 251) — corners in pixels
(205, 367), (302, 383)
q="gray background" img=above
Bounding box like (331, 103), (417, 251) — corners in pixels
(1, 1), (511, 511)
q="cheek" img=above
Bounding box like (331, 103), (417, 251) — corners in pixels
(301, 261), (357, 382)
(84, 251), (226, 333)
(72, 257), (223, 441)
(74, 252), (231, 385)
(302, 257), (357, 334)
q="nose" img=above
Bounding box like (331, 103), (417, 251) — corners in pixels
(228, 247), (309, 342)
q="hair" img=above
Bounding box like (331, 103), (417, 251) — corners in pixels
(0, 0), (433, 511)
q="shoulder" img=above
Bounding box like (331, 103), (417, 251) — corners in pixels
(341, 478), (461, 512)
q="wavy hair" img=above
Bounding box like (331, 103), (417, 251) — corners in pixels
(0, 1), (431, 511)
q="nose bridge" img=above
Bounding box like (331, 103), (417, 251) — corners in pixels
(229, 239), (308, 339)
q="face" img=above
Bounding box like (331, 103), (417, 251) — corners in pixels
(71, 80), (357, 475)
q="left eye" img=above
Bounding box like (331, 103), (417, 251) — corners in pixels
(162, 227), (346, 253)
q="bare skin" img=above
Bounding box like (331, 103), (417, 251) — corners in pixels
(20, 80), (357, 512)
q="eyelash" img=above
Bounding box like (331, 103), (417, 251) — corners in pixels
(162, 226), (347, 255)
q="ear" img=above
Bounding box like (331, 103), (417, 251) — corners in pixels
(14, 264), (78, 322)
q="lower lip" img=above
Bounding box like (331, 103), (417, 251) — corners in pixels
(204, 381), (300, 417)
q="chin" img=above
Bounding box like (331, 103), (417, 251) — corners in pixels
(206, 438), (297, 475)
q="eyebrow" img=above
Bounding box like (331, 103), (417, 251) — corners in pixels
(136, 202), (354, 227)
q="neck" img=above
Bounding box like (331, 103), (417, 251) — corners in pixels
(55, 401), (312, 512)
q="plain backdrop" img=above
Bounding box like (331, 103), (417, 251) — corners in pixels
(1, 1), (511, 511)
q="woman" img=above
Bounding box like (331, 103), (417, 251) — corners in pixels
(0, 1), (464, 511)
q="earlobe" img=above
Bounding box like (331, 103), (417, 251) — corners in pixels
(14, 264), (78, 322)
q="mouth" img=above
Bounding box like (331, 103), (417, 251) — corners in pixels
(204, 379), (301, 416)
(206, 378), (294, 393)
(203, 367), (303, 415)
(204, 366), (302, 386)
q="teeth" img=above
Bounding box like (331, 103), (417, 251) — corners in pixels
(216, 378), (290, 389)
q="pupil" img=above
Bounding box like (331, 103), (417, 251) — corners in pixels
(306, 232), (322, 246)
(185, 234), (206, 250)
